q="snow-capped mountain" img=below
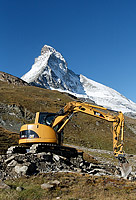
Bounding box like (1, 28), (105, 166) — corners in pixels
(22, 45), (85, 94)
(21, 45), (136, 115)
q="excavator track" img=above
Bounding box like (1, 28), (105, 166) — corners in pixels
(29, 143), (82, 158)
(7, 144), (83, 159)
(7, 145), (28, 155)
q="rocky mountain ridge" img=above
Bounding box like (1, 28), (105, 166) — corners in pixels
(22, 45), (85, 94)
(21, 45), (136, 115)
(0, 71), (29, 86)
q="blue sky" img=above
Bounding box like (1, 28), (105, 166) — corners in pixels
(0, 0), (136, 102)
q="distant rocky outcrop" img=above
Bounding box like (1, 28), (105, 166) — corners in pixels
(0, 102), (34, 133)
(0, 71), (29, 86)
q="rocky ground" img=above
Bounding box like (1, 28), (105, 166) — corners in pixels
(67, 144), (136, 172)
(0, 147), (136, 200)
(1, 172), (136, 200)
(0, 148), (116, 180)
(0, 144), (136, 181)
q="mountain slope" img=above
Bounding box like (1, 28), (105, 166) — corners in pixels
(0, 80), (136, 155)
(80, 75), (136, 114)
(22, 45), (85, 94)
(0, 78), (136, 199)
(21, 45), (136, 114)
(0, 71), (29, 86)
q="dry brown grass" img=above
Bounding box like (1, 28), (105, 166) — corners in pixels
(0, 172), (135, 200)
(0, 126), (19, 154)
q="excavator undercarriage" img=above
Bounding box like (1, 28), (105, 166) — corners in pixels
(7, 143), (82, 159)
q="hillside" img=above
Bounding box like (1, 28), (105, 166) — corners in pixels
(1, 173), (136, 200)
(0, 126), (19, 154)
(0, 71), (29, 86)
(0, 80), (136, 156)
(0, 79), (136, 200)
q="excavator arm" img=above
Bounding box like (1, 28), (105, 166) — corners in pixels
(52, 101), (125, 159)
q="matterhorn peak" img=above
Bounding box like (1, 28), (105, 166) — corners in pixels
(41, 45), (55, 54)
(22, 44), (136, 115)
(41, 45), (66, 65)
(41, 45), (60, 56)
(22, 45), (84, 94)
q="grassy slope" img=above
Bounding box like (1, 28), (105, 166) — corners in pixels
(0, 173), (136, 200)
(0, 80), (136, 155)
(0, 127), (19, 154)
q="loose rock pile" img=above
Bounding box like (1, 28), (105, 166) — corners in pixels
(0, 151), (117, 180)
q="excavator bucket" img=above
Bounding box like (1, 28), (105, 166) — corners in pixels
(119, 161), (132, 179)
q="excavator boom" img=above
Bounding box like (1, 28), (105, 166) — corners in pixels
(52, 102), (125, 158)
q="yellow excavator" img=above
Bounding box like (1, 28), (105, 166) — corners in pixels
(9, 101), (131, 177)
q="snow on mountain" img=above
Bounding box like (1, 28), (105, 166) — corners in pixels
(21, 45), (136, 114)
(22, 45), (85, 95)
(80, 75), (136, 114)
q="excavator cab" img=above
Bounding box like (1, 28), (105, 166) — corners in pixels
(38, 112), (57, 126)
(19, 112), (64, 145)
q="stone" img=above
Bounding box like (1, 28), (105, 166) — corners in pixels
(88, 169), (103, 175)
(131, 172), (136, 177)
(96, 121), (99, 126)
(74, 168), (82, 173)
(0, 179), (10, 189)
(53, 155), (60, 162)
(50, 180), (60, 186)
(27, 163), (37, 175)
(16, 186), (24, 192)
(7, 160), (17, 167)
(5, 155), (15, 163)
(79, 162), (84, 167)
(37, 152), (52, 161)
(41, 183), (54, 190)
(15, 165), (28, 175)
